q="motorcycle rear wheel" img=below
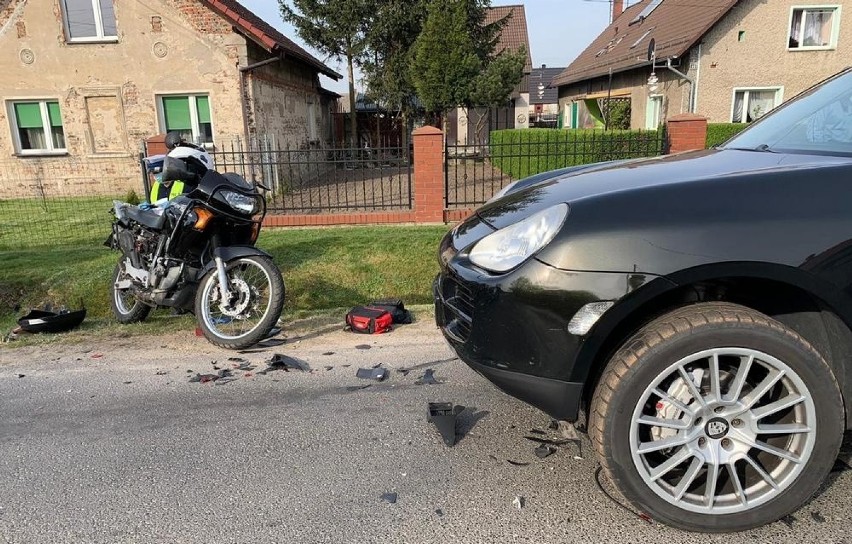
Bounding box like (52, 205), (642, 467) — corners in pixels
(195, 256), (285, 350)
(110, 261), (152, 324)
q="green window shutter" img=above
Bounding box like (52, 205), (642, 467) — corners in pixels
(14, 103), (43, 129)
(47, 102), (63, 127)
(162, 96), (192, 130)
(196, 96), (211, 124)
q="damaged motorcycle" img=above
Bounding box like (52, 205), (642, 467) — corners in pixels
(106, 133), (284, 349)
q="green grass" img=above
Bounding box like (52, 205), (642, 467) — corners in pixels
(0, 225), (449, 341)
(0, 196), (121, 250)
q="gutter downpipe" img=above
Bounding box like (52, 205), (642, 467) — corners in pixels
(665, 57), (696, 113)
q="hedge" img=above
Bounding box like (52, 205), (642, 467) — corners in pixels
(705, 123), (748, 148)
(489, 128), (665, 180)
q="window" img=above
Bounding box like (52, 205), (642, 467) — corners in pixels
(61, 0), (118, 42)
(646, 95), (663, 129)
(8, 100), (66, 154)
(630, 0), (664, 25)
(158, 95), (213, 145)
(732, 88), (783, 123)
(788, 6), (840, 50)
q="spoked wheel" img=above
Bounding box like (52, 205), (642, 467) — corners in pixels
(195, 256), (284, 350)
(590, 303), (844, 532)
(109, 260), (152, 323)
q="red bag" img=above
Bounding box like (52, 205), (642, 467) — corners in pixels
(345, 306), (393, 334)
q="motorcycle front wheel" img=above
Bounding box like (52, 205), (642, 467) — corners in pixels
(110, 261), (152, 324)
(195, 256), (285, 350)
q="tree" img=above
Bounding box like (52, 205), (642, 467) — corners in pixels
(361, 0), (428, 149)
(409, 0), (525, 124)
(279, 0), (372, 148)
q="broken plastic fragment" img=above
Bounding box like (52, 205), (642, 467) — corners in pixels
(17, 374), (25, 378)
(266, 354), (310, 372)
(534, 445), (557, 459)
(346, 384), (372, 392)
(512, 496), (525, 509)
(506, 460), (530, 466)
(155, 370), (168, 376)
(356, 367), (387, 381)
(435, 509), (443, 517)
(323, 352), (334, 356)
(380, 492), (398, 504)
(355, 344), (371, 350)
(427, 402), (465, 447)
(415, 369), (440, 385)
(227, 357), (246, 363)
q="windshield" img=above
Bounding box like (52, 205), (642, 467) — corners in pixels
(723, 69), (852, 156)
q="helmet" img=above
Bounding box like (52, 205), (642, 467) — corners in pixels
(161, 139), (213, 183)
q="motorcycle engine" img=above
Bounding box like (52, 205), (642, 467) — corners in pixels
(117, 225), (159, 271)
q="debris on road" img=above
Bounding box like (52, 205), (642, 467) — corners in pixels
(324, 366), (334, 371)
(534, 445), (557, 459)
(155, 370), (168, 376)
(529, 428), (546, 435)
(17, 374), (25, 378)
(506, 460), (530, 467)
(356, 367), (387, 381)
(227, 357), (245, 363)
(346, 384), (372, 392)
(811, 511), (826, 523)
(355, 344), (372, 350)
(435, 509), (444, 517)
(91, 353), (103, 359)
(260, 354), (310, 373)
(427, 402), (465, 447)
(380, 492), (398, 504)
(189, 373), (219, 384)
(415, 369), (440, 385)
(512, 496), (525, 509)
(323, 352), (334, 356)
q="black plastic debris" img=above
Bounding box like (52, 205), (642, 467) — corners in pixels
(427, 402), (465, 447)
(811, 511), (826, 523)
(506, 459), (530, 467)
(155, 370), (168, 376)
(534, 445), (556, 459)
(529, 428), (546, 435)
(548, 419), (560, 431)
(355, 344), (372, 350)
(17, 374), (25, 378)
(123, 381), (132, 385)
(235, 362), (254, 371)
(323, 352), (334, 356)
(780, 514), (796, 528)
(415, 369), (440, 385)
(189, 373), (219, 384)
(435, 509), (443, 517)
(227, 357), (246, 363)
(380, 492), (398, 504)
(17, 307), (86, 334)
(324, 366), (334, 371)
(262, 354), (310, 373)
(396, 368), (412, 376)
(356, 367), (388, 381)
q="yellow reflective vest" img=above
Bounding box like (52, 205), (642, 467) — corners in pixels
(150, 180), (186, 202)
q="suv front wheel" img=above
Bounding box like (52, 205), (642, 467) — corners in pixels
(590, 302), (844, 532)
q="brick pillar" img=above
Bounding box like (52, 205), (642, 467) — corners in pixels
(145, 134), (168, 156)
(666, 114), (708, 154)
(412, 126), (445, 223)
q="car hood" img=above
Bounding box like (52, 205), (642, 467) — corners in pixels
(476, 149), (836, 229)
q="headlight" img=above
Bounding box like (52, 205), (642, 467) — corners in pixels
(469, 203), (569, 273)
(220, 190), (259, 215)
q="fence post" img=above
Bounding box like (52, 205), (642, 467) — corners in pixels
(412, 126), (445, 223)
(666, 113), (707, 154)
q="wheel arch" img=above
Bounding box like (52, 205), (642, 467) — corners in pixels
(576, 261), (852, 429)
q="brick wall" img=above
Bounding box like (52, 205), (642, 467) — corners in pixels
(667, 113), (708, 153)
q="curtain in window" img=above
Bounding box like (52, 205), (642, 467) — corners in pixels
(803, 9), (832, 47)
(14, 103), (46, 149)
(748, 91), (776, 121)
(733, 92), (745, 123)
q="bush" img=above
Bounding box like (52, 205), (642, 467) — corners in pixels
(123, 189), (141, 205)
(705, 123), (748, 148)
(490, 128), (665, 180)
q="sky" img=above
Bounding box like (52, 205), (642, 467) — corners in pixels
(237, 0), (612, 94)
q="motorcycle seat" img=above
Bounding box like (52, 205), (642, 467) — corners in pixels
(125, 206), (166, 230)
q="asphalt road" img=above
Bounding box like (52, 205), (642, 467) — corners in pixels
(1, 320), (850, 544)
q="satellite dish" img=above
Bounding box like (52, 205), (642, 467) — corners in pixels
(647, 38), (656, 61)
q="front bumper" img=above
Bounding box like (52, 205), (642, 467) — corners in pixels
(434, 237), (636, 421)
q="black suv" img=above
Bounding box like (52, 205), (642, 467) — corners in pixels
(434, 68), (852, 532)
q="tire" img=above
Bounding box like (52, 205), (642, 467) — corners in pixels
(194, 256), (284, 350)
(589, 302), (844, 532)
(110, 261), (152, 324)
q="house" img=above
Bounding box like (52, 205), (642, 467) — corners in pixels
(529, 64), (566, 127)
(553, 0), (851, 130)
(447, 4), (532, 145)
(0, 0), (340, 197)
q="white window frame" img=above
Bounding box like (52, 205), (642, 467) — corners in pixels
(645, 95), (663, 129)
(156, 93), (214, 147)
(61, 0), (118, 43)
(787, 5), (841, 51)
(730, 87), (784, 123)
(7, 99), (68, 156)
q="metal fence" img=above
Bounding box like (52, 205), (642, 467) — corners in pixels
(0, 155), (143, 250)
(445, 128), (667, 209)
(210, 138), (412, 214)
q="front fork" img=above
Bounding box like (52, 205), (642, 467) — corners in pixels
(211, 235), (232, 302)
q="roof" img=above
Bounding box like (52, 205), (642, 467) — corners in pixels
(204, 0), (342, 80)
(485, 5), (533, 73)
(552, 0), (738, 87)
(529, 66), (565, 104)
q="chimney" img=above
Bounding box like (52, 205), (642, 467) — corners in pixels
(611, 0), (624, 22)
